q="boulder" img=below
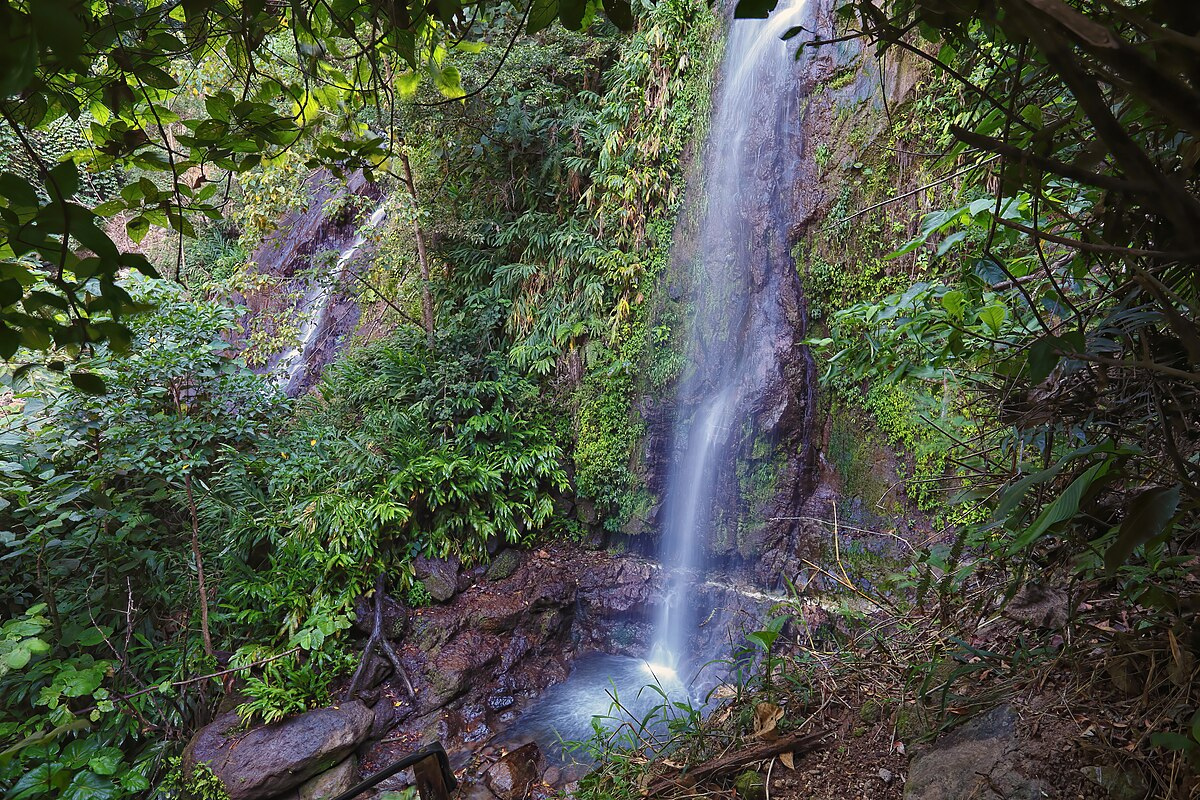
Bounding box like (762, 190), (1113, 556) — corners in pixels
(183, 701), (374, 800)
(485, 549), (522, 582)
(904, 705), (1049, 800)
(416, 556), (460, 603)
(484, 742), (544, 800)
(297, 757), (359, 800)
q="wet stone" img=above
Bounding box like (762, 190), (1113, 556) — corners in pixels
(488, 695), (516, 711)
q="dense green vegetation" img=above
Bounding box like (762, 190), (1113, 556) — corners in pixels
(0, 0), (719, 796)
(2, 0), (1198, 797)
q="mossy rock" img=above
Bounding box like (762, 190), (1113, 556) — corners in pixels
(859, 697), (892, 723)
(894, 704), (926, 742)
(486, 549), (522, 582)
(733, 770), (765, 800)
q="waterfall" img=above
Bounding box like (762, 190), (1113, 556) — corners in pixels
(276, 204), (387, 394)
(648, 0), (810, 673)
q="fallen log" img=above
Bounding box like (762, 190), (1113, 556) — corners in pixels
(644, 729), (829, 796)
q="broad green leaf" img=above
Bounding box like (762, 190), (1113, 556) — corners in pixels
(1104, 485), (1181, 572)
(940, 289), (964, 319)
(87, 747), (124, 776)
(1008, 461), (1110, 553)
(61, 771), (117, 800)
(70, 371), (107, 395)
(4, 645), (31, 670)
(977, 304), (1006, 334)
(126, 215), (150, 244)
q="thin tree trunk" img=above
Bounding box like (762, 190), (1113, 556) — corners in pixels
(185, 473), (214, 658)
(399, 150), (435, 348)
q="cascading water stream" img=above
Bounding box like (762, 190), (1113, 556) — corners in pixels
(276, 204), (387, 394)
(492, 0), (813, 765)
(648, 0), (809, 674)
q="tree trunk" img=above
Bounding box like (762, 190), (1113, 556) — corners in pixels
(185, 473), (214, 658)
(399, 150), (435, 348)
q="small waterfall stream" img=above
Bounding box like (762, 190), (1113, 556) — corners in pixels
(275, 204), (387, 394)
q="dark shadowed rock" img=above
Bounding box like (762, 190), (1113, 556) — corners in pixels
(183, 701), (374, 800)
(415, 556), (460, 602)
(484, 742), (544, 800)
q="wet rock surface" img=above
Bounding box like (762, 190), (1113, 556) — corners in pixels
(904, 705), (1049, 800)
(483, 742), (544, 800)
(183, 701), (374, 800)
(353, 544), (796, 796)
(360, 546), (666, 791)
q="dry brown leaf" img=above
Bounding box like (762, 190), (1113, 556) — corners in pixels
(779, 751), (795, 770)
(753, 701), (783, 739)
(637, 771), (652, 796)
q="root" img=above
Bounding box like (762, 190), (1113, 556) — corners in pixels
(345, 573), (415, 700)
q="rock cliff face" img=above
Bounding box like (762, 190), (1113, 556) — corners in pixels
(635, 0), (926, 592)
(231, 170), (383, 396)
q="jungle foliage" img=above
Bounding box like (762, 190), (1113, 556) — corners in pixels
(0, 0), (639, 379)
(797, 0), (1200, 786)
(0, 0), (721, 796)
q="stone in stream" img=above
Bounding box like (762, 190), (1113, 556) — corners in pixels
(483, 742), (544, 800)
(182, 701), (374, 800)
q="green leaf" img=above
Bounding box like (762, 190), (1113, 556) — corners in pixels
(61, 771), (117, 800)
(87, 747), (124, 776)
(10, 763), (70, 800)
(61, 666), (105, 697)
(1150, 732), (1196, 752)
(70, 371), (107, 395)
(126, 215), (150, 244)
(48, 161), (81, 199)
(527, 0), (558, 33)
(601, 0), (635, 29)
(433, 65), (465, 99)
(940, 289), (964, 319)
(1104, 485), (1181, 572)
(1008, 461), (1109, 553)
(558, 0), (587, 29)
(977, 304), (1006, 334)
(5, 645), (31, 670)
(1027, 335), (1060, 383)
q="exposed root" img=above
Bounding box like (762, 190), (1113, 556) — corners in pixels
(345, 573), (415, 700)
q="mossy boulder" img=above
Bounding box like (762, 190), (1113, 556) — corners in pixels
(485, 549), (522, 582)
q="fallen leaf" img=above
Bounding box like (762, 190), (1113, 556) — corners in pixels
(753, 701), (783, 739)
(779, 752), (795, 770)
